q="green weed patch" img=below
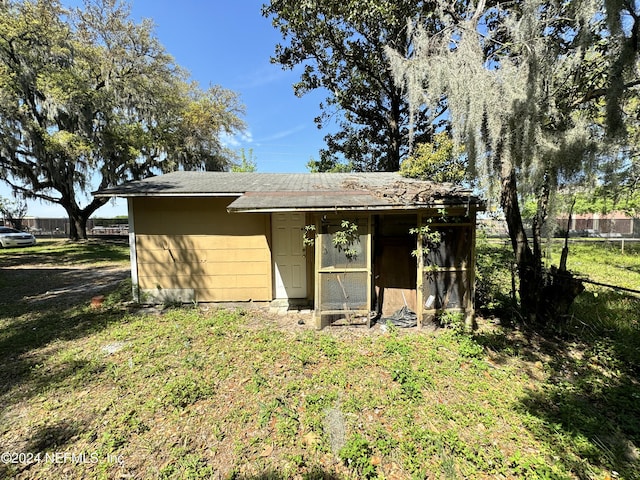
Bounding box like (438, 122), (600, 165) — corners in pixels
(0, 238), (638, 478)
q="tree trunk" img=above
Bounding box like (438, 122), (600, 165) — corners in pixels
(61, 196), (108, 241)
(500, 167), (584, 326)
(384, 91), (403, 172)
(68, 214), (88, 241)
(559, 198), (576, 271)
(500, 167), (544, 323)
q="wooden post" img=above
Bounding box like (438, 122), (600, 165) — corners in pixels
(465, 208), (477, 331)
(366, 214), (373, 328)
(127, 198), (139, 303)
(313, 214), (322, 330)
(416, 212), (424, 328)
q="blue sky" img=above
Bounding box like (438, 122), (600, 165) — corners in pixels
(4, 0), (333, 218)
(131, 1), (333, 170)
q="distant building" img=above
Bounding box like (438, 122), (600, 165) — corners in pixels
(1, 217), (72, 235)
(557, 211), (640, 237)
(478, 211), (640, 238)
(90, 224), (129, 235)
(477, 216), (508, 237)
(1, 217), (128, 236)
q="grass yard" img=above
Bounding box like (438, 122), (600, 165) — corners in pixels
(0, 238), (639, 479)
(0, 238), (130, 267)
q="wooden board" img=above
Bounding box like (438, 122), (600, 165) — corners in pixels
(374, 236), (417, 316)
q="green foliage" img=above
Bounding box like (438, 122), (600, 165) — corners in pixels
(302, 224), (316, 247)
(409, 222), (442, 259)
(162, 375), (214, 409)
(331, 220), (359, 260)
(306, 156), (352, 173)
(390, 359), (432, 399)
(258, 397), (300, 446)
(0, 0), (245, 239)
(400, 132), (466, 183)
(231, 148), (258, 172)
(0, 196), (28, 230)
(437, 311), (466, 333)
(339, 434), (377, 479)
(507, 451), (566, 479)
(388, 0), (640, 324)
(454, 334), (484, 359)
(561, 188), (640, 216)
(158, 449), (215, 479)
(474, 232), (518, 317)
(263, 0), (443, 172)
(317, 334), (340, 360)
(0, 238), (129, 266)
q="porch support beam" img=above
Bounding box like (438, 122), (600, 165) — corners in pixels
(416, 211), (424, 327)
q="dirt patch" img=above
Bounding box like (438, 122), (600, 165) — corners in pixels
(0, 264), (129, 307)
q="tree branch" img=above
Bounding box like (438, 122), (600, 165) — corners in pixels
(3, 180), (61, 204)
(572, 79), (640, 107)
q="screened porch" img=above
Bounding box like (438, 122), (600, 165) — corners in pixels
(312, 208), (478, 329)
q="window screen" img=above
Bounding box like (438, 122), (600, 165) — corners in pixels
(319, 271), (368, 311)
(319, 219), (368, 269)
(423, 226), (471, 268)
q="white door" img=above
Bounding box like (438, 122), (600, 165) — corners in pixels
(272, 213), (307, 299)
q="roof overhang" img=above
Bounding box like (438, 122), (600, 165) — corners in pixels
(93, 171), (485, 213)
(227, 191), (483, 213)
(93, 192), (243, 198)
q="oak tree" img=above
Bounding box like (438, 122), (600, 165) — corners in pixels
(399, 132), (466, 184)
(0, 196), (28, 230)
(388, 0), (640, 324)
(0, 0), (245, 239)
(263, 0), (444, 172)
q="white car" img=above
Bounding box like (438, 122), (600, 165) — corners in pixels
(0, 227), (36, 248)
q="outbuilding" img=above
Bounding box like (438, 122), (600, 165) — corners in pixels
(96, 171), (483, 329)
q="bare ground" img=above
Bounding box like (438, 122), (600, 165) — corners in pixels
(3, 264), (130, 306)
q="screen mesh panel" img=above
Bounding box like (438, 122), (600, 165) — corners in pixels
(319, 233), (367, 268)
(319, 271), (368, 311)
(424, 226), (471, 268)
(422, 270), (468, 309)
(319, 217), (368, 269)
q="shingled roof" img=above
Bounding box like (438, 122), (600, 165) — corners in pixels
(95, 171), (482, 212)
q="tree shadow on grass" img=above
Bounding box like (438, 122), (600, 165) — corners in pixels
(0, 419), (86, 479)
(474, 289), (640, 478)
(475, 238), (522, 325)
(0, 265), (131, 410)
(0, 264), (131, 479)
(25, 420), (82, 452)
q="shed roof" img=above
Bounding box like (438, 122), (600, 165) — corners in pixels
(95, 171), (482, 212)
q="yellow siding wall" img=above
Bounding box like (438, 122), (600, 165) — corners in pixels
(133, 197), (272, 302)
